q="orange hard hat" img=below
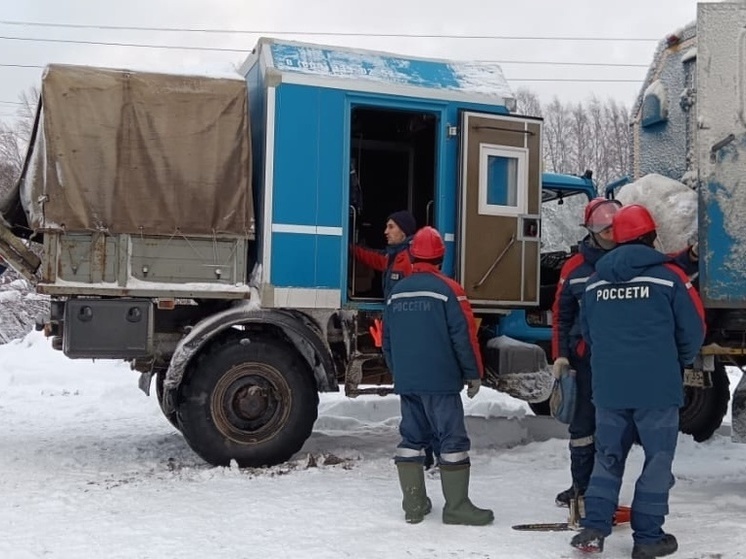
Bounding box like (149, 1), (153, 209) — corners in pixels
(612, 204), (657, 244)
(410, 226), (446, 260)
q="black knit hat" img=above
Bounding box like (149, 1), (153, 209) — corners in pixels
(387, 210), (416, 237)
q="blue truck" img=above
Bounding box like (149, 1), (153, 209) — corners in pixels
(0, 35), (738, 468)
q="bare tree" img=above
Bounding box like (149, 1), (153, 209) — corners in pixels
(543, 97), (573, 174)
(514, 87), (543, 118)
(530, 93), (631, 192)
(604, 99), (631, 182)
(568, 102), (591, 176)
(15, 87), (39, 145)
(0, 87), (39, 202)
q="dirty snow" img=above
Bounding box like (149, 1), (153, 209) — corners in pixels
(616, 173), (698, 254)
(1, 331), (745, 559)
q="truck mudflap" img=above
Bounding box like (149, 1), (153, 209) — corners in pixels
(0, 220), (40, 283)
(732, 370), (746, 443)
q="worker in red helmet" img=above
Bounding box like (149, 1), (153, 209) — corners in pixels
(552, 197), (698, 511)
(382, 226), (493, 526)
(570, 204), (705, 557)
(551, 197), (622, 508)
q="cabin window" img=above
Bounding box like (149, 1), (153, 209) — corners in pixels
(478, 144), (527, 216)
(641, 79), (668, 127)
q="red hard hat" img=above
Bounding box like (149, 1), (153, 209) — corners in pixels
(410, 226), (446, 260)
(583, 197), (622, 233)
(612, 204), (657, 244)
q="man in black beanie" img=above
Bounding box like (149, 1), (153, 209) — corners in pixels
(352, 209), (417, 299)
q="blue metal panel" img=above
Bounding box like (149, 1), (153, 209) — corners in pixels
(701, 180), (746, 306)
(316, 89), (346, 226)
(271, 233), (316, 287)
(315, 235), (342, 288)
(271, 233), (342, 289)
(270, 84), (347, 289)
(272, 85), (346, 226)
(273, 86), (320, 225)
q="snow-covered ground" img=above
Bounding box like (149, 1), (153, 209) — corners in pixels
(1, 332), (746, 559)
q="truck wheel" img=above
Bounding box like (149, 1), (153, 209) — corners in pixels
(177, 337), (318, 467)
(679, 361), (730, 442)
(155, 371), (180, 430)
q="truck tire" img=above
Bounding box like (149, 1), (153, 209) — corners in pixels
(679, 361), (730, 442)
(177, 337), (318, 467)
(156, 370), (180, 430)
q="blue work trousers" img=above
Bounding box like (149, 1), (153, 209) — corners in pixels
(569, 351), (595, 491)
(581, 406), (679, 544)
(395, 393), (470, 466)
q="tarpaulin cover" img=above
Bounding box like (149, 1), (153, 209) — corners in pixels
(21, 64), (253, 237)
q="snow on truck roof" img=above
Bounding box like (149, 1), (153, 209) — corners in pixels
(241, 37), (515, 107)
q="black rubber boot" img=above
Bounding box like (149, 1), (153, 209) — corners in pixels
(631, 533), (678, 559)
(556, 485), (584, 508)
(570, 527), (605, 553)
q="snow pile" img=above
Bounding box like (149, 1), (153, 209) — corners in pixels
(616, 173), (698, 253)
(0, 273), (49, 344)
(0, 331), (745, 558)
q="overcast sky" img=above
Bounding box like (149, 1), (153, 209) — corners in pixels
(0, 0), (708, 122)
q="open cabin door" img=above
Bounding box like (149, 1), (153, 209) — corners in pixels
(458, 112), (541, 307)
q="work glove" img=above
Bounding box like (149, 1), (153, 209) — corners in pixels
(552, 357), (570, 379)
(466, 378), (481, 399)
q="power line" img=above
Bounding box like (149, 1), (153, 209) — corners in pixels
(0, 35), (248, 52)
(0, 63), (44, 69)
(493, 60), (646, 68)
(0, 20), (661, 41)
(511, 78), (641, 83)
(0, 34), (651, 58)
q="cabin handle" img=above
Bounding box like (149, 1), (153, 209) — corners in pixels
(710, 134), (736, 162)
(473, 234), (516, 289)
(349, 205), (358, 295)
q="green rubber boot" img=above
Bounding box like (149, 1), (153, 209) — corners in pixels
(440, 464), (494, 526)
(396, 462), (433, 524)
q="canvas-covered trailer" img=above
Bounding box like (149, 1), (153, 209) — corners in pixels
(0, 64), (254, 299)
